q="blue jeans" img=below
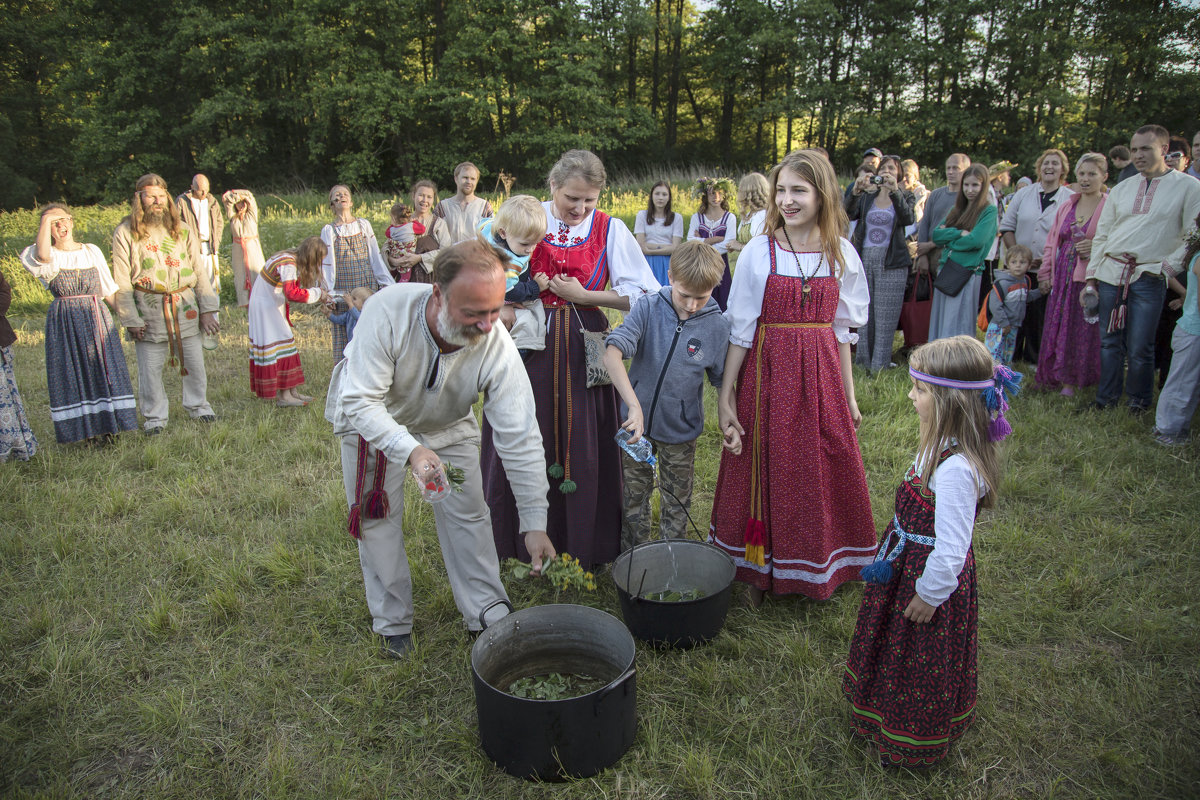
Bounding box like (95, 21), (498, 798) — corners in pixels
(1096, 275), (1166, 408)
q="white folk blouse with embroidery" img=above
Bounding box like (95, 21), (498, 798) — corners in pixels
(1088, 169), (1200, 284)
(21, 243), (119, 296)
(723, 235), (869, 347)
(539, 202), (661, 303)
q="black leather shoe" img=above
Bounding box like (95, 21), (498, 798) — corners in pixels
(197, 414), (217, 423)
(381, 633), (413, 659)
(144, 426), (164, 436)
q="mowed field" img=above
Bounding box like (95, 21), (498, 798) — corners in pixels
(1, 190), (1198, 799)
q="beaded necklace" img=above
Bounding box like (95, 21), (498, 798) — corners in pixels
(780, 226), (822, 302)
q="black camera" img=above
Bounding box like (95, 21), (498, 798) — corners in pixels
(870, 175), (885, 185)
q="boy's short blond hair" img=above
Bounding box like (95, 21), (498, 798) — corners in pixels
(668, 239), (725, 290)
(493, 195), (546, 242)
(350, 286), (375, 305)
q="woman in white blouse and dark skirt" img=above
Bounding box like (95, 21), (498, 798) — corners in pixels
(482, 150), (660, 570)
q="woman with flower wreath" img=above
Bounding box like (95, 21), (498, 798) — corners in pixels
(688, 176), (738, 310)
(482, 149), (659, 571)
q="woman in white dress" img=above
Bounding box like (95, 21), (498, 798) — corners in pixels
(248, 236), (329, 406)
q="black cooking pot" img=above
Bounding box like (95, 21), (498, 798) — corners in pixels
(470, 602), (637, 780)
(612, 539), (736, 648)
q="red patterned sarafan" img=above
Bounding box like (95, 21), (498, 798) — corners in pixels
(842, 450), (979, 767)
(707, 240), (877, 599)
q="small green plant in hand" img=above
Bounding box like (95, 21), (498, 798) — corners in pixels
(506, 553), (596, 592)
(443, 462), (466, 492)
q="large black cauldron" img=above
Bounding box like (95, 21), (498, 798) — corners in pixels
(470, 603), (636, 780)
(612, 539), (736, 648)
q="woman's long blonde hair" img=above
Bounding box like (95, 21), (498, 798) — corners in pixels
(909, 336), (1001, 508)
(764, 149), (848, 277)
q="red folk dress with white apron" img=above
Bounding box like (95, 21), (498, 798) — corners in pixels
(482, 204), (659, 570)
(248, 252), (322, 399)
(708, 236), (876, 599)
(843, 449), (980, 767)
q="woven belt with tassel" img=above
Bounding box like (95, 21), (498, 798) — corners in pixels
(347, 435), (390, 539)
(743, 321), (832, 566)
(133, 285), (190, 376)
(860, 515), (936, 584)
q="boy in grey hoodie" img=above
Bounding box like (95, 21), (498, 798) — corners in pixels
(603, 240), (731, 550)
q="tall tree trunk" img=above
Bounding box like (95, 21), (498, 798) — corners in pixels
(652, 0), (661, 116)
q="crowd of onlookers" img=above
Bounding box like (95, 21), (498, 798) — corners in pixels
(2, 129), (1198, 464)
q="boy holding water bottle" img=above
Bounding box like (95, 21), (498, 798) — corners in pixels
(603, 240), (730, 550)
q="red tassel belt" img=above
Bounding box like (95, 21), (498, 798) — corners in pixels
(743, 321), (833, 565)
(347, 435), (391, 539)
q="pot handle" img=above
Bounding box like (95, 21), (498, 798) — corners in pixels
(593, 667), (636, 715)
(477, 598), (513, 631)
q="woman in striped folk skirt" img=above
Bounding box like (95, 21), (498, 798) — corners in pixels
(248, 238), (329, 406)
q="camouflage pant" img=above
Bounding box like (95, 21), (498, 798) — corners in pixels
(620, 437), (697, 551)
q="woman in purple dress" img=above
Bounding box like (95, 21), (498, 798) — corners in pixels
(1036, 153), (1106, 395)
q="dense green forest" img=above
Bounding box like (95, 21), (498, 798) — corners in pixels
(2, 0), (1198, 209)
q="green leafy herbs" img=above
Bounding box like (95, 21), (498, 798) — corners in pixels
(442, 462), (466, 492)
(644, 588), (706, 602)
(506, 672), (605, 701)
(505, 553), (596, 591)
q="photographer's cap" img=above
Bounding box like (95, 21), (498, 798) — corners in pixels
(863, 147), (883, 159)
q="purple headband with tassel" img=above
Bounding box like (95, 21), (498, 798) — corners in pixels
(909, 365), (1022, 441)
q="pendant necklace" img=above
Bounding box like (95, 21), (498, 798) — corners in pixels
(781, 227), (823, 302)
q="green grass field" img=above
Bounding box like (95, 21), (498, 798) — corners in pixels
(1, 193), (1197, 799)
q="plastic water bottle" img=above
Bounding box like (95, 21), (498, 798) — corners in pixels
(202, 312), (220, 350)
(615, 428), (656, 466)
(1081, 286), (1100, 325)
(417, 463), (451, 503)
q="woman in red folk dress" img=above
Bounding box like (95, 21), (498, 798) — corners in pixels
(709, 149), (876, 605)
(248, 236), (329, 407)
(482, 149), (661, 570)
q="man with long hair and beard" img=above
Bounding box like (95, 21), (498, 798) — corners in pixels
(325, 239), (554, 659)
(112, 173), (220, 434)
